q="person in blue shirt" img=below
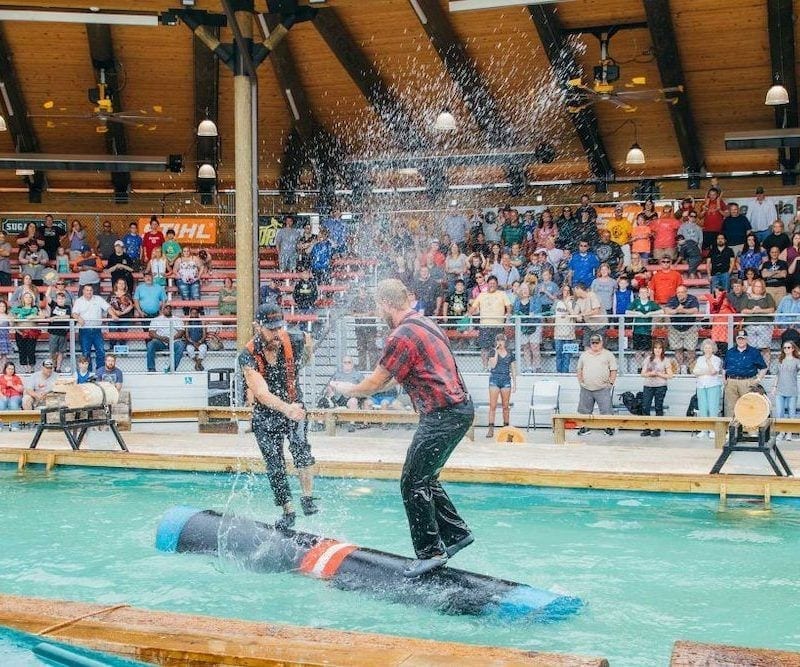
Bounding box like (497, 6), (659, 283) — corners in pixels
(133, 272), (168, 322)
(76, 355), (92, 384)
(723, 329), (767, 416)
(323, 214), (347, 256)
(613, 275), (633, 315)
(777, 285), (800, 347)
(310, 229), (333, 284)
(122, 222), (144, 268)
(567, 239), (599, 288)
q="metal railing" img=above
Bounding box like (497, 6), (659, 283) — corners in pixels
(334, 313), (793, 375)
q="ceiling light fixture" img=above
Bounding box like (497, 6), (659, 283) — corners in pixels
(197, 118), (218, 137)
(15, 168), (33, 176)
(609, 119), (645, 165)
(0, 116), (6, 132)
(626, 142), (645, 165)
(434, 110), (457, 132)
(765, 83), (790, 106)
(449, 0), (571, 12)
(197, 163), (216, 179)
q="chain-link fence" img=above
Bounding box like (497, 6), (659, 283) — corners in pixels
(327, 313), (793, 376)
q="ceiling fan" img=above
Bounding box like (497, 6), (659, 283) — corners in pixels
(29, 69), (171, 133)
(564, 29), (682, 114)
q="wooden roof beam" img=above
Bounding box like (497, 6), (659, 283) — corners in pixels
(642, 0), (704, 179)
(264, 13), (342, 206)
(526, 6), (613, 181)
(0, 22), (46, 202)
(312, 7), (423, 152)
(767, 0), (799, 185)
(86, 23), (131, 203)
(411, 0), (512, 146)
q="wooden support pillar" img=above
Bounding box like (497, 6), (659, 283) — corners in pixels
(232, 5), (257, 350)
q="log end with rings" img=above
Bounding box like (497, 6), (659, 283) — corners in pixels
(496, 426), (525, 444)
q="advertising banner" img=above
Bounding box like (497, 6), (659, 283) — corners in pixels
(2, 217), (66, 235)
(137, 217), (217, 245)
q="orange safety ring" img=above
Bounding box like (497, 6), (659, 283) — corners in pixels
(495, 426), (525, 444)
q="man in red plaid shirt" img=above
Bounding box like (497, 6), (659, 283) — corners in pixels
(332, 279), (475, 577)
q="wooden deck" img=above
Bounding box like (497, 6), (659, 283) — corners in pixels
(0, 595), (608, 667)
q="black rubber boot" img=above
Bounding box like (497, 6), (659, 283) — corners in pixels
(402, 554), (448, 578)
(274, 511), (296, 530)
(301, 496), (319, 516)
(641, 429), (651, 437)
(445, 534), (475, 558)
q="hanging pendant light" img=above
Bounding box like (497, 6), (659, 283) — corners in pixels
(626, 142), (645, 165)
(197, 118), (218, 137)
(197, 163), (216, 179)
(434, 110), (457, 132)
(765, 84), (790, 106)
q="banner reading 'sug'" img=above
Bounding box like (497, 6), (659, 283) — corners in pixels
(137, 217), (217, 245)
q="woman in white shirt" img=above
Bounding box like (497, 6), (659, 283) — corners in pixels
(692, 338), (724, 438)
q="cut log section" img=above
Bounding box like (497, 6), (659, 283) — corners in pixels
(64, 382), (120, 409)
(733, 392), (771, 431)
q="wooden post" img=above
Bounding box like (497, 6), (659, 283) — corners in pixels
(233, 7), (256, 351)
(719, 483), (727, 511)
(553, 417), (566, 444)
(764, 484), (771, 508)
(45, 453), (56, 472)
(325, 411), (336, 436)
(714, 421), (727, 449)
(17, 452), (26, 471)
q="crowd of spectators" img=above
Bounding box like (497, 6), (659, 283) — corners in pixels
(374, 187), (800, 381)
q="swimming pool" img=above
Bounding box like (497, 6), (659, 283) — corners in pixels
(2, 464), (799, 666)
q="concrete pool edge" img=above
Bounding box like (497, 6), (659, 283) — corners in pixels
(0, 593), (608, 666)
(3, 446), (800, 500)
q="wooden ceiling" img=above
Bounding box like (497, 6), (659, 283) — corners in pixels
(0, 0), (792, 195)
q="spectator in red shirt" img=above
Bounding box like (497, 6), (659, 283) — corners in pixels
(649, 256), (684, 305)
(332, 278), (474, 578)
(142, 216), (165, 263)
(699, 187), (728, 251)
(651, 204), (681, 260)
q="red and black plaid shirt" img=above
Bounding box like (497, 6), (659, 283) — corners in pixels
(379, 311), (468, 414)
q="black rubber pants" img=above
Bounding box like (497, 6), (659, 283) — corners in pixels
(252, 407), (315, 507)
(401, 400), (474, 559)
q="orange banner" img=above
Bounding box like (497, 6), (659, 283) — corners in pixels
(137, 217), (217, 245)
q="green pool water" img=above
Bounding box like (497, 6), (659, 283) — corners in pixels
(2, 464), (799, 666)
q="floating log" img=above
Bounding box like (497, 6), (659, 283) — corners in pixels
(156, 507), (583, 622)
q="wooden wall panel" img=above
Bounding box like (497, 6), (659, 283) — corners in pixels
(672, 0), (774, 172)
(282, 20), (389, 157)
(575, 27), (682, 175)
(1, 22), (105, 157)
(326, 0), (481, 147)
(112, 24), (194, 188)
(447, 2), (581, 165)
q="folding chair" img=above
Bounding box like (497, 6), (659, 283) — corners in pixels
(527, 380), (560, 430)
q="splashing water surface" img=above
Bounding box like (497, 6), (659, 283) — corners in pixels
(2, 464), (800, 666)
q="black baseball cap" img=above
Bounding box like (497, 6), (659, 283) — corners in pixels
(255, 302), (285, 330)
